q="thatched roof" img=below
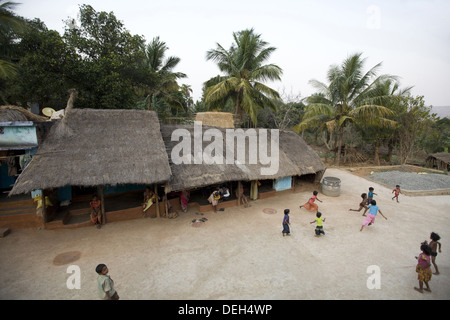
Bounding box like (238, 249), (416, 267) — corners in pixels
(9, 109), (171, 195)
(161, 124), (325, 192)
(0, 105), (48, 122)
(427, 152), (450, 164)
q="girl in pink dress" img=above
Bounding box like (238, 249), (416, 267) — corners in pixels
(414, 241), (432, 293)
(299, 190), (322, 212)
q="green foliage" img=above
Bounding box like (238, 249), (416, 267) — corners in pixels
(204, 28), (283, 126)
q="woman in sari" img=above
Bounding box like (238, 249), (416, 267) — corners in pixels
(180, 190), (190, 212)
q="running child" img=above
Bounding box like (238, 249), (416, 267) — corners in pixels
(414, 241), (432, 293)
(367, 187), (377, 205)
(349, 193), (369, 216)
(392, 185), (402, 203)
(310, 211), (325, 236)
(429, 232), (442, 275)
(299, 190), (322, 212)
(360, 200), (387, 231)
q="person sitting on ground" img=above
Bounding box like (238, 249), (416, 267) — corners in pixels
(142, 187), (158, 217)
(90, 195), (102, 228)
(208, 189), (221, 212)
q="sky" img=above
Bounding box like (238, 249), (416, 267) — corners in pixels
(13, 0), (450, 112)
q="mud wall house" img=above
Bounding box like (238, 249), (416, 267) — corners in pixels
(0, 106), (52, 229)
(161, 124), (326, 212)
(7, 109), (172, 229)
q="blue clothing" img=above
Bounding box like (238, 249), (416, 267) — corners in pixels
(368, 205), (379, 216)
(282, 214), (290, 234)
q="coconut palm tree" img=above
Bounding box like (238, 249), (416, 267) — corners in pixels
(205, 28), (283, 126)
(355, 79), (413, 164)
(0, 1), (26, 79)
(143, 36), (186, 110)
(294, 53), (398, 165)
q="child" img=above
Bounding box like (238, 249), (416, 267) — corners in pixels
(349, 193), (369, 216)
(96, 264), (119, 300)
(429, 232), (442, 275)
(299, 190), (322, 212)
(360, 200), (387, 231)
(310, 211), (325, 236)
(143, 187), (158, 217)
(414, 242), (432, 293)
(392, 185), (402, 203)
(208, 189), (221, 212)
(367, 187), (377, 205)
(282, 209), (290, 237)
(90, 195), (102, 228)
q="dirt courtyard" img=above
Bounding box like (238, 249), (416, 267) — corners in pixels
(0, 168), (449, 300)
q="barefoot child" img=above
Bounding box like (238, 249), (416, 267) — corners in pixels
(282, 209), (290, 237)
(96, 264), (120, 300)
(392, 185), (402, 203)
(360, 200), (387, 231)
(414, 242), (432, 293)
(367, 187), (377, 204)
(310, 211), (325, 236)
(349, 193), (369, 216)
(429, 232), (442, 275)
(300, 190), (322, 212)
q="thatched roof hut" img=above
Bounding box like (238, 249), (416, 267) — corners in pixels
(9, 109), (171, 195)
(0, 105), (47, 122)
(426, 152), (450, 171)
(161, 124), (325, 192)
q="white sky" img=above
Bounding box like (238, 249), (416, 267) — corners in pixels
(14, 0), (450, 108)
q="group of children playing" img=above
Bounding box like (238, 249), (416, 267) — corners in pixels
(283, 185), (443, 295)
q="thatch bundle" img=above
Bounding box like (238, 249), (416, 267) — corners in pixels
(161, 124), (325, 192)
(0, 105), (47, 122)
(9, 109), (171, 195)
(195, 112), (234, 128)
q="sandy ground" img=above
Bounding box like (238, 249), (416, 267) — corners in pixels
(0, 168), (449, 300)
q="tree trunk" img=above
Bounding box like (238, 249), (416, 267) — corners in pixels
(147, 93), (153, 110)
(374, 141), (380, 166)
(335, 126), (344, 166)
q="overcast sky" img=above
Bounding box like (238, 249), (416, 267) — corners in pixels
(14, 0), (450, 109)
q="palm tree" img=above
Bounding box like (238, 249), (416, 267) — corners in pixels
(205, 28), (283, 126)
(0, 1), (26, 79)
(294, 53), (398, 165)
(143, 36), (186, 110)
(356, 79), (413, 164)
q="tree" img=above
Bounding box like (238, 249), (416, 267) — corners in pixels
(294, 53), (397, 165)
(355, 79), (412, 165)
(6, 19), (75, 108)
(204, 28), (283, 126)
(0, 0), (26, 80)
(141, 36), (186, 110)
(393, 95), (433, 165)
(62, 4), (147, 109)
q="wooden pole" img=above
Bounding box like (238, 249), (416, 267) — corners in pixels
(154, 184), (160, 218)
(237, 181), (242, 207)
(100, 185), (106, 225)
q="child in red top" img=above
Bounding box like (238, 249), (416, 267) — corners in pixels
(299, 190), (322, 212)
(90, 195), (102, 228)
(392, 185), (402, 203)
